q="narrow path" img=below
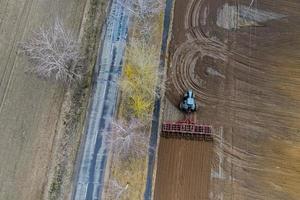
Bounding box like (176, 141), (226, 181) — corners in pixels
(144, 0), (174, 199)
(72, 1), (131, 199)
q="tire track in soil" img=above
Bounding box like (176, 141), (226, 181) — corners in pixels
(0, 0), (10, 30)
(0, 0), (86, 199)
(156, 0), (300, 199)
(0, 0), (34, 114)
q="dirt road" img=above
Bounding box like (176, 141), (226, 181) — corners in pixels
(0, 0), (87, 199)
(155, 0), (300, 199)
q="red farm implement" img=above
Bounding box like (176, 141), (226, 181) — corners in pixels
(161, 119), (213, 141)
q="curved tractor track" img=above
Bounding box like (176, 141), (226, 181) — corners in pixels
(156, 0), (300, 199)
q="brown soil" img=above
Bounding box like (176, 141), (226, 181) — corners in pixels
(154, 96), (212, 200)
(154, 99), (213, 200)
(0, 0), (87, 199)
(155, 0), (300, 199)
(154, 137), (212, 200)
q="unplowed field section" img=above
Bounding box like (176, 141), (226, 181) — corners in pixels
(155, 0), (300, 199)
(0, 0), (86, 199)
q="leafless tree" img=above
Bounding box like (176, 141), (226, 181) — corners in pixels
(104, 179), (129, 200)
(117, 0), (164, 18)
(19, 19), (84, 84)
(107, 119), (150, 162)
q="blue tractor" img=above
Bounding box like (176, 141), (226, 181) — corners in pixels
(179, 89), (197, 113)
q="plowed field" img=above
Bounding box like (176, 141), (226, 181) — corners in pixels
(154, 0), (300, 199)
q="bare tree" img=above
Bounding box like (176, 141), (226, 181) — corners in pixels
(19, 19), (84, 84)
(104, 179), (129, 200)
(107, 119), (150, 162)
(117, 0), (164, 18)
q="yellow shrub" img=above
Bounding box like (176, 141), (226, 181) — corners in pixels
(119, 40), (162, 120)
(130, 95), (152, 118)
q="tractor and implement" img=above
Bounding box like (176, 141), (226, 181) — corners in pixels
(161, 90), (213, 141)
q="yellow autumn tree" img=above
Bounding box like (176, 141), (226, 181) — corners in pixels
(119, 40), (162, 119)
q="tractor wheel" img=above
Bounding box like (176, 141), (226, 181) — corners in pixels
(179, 103), (183, 111)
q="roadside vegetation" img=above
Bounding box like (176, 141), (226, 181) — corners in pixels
(103, 0), (165, 199)
(104, 178), (129, 200)
(20, 19), (84, 85)
(119, 40), (161, 119)
(108, 119), (149, 162)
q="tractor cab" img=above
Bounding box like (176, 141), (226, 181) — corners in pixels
(179, 89), (197, 113)
(161, 119), (213, 141)
(161, 89), (213, 141)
